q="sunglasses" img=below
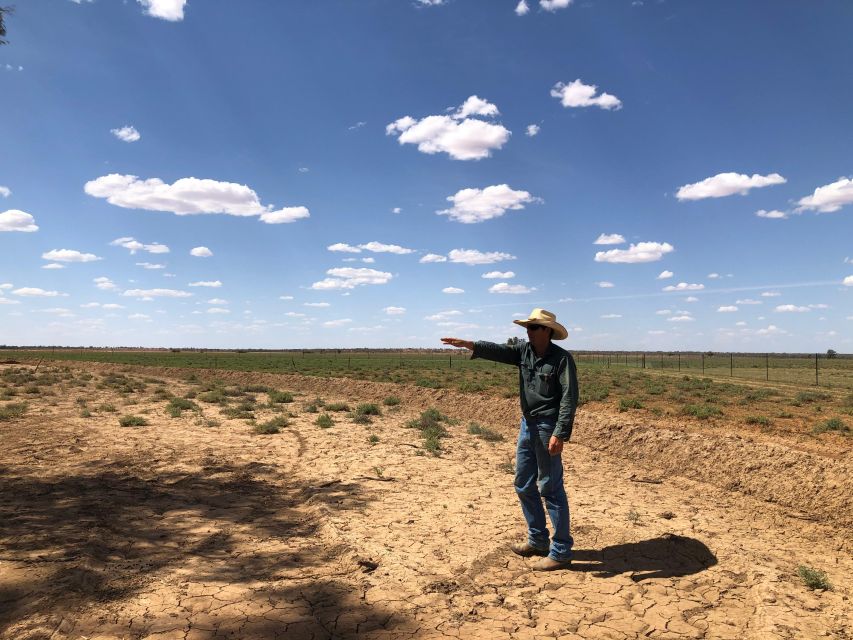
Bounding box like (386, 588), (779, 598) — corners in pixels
(526, 324), (549, 331)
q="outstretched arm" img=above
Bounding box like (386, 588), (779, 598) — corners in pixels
(440, 337), (474, 351)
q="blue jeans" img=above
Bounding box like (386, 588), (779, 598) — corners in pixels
(515, 416), (573, 562)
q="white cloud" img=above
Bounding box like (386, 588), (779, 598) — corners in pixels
(489, 282), (535, 294)
(482, 271), (515, 279)
(426, 310), (462, 321)
(0, 298), (20, 305)
(736, 298), (762, 305)
(136, 262), (165, 270)
(146, 243), (169, 254)
(111, 126), (140, 143)
(188, 281), (222, 288)
(384, 306), (406, 315)
(42, 263), (65, 270)
(540, 0), (572, 10)
(675, 172), (786, 201)
(386, 96), (510, 161)
(359, 241), (415, 254)
(323, 318), (352, 328)
(420, 253), (448, 263)
(663, 282), (704, 292)
(515, 0), (530, 15)
(284, 312), (305, 318)
(718, 306), (738, 313)
(668, 315), (695, 322)
(279, 295), (294, 300)
(597, 281), (615, 288)
(362, 257), (376, 264)
(110, 237), (169, 254)
(594, 233), (625, 245)
(13, 288), (64, 297)
(525, 124), (539, 136)
(206, 298), (227, 305)
(601, 313), (622, 319)
(796, 177), (853, 213)
(756, 209), (788, 219)
(311, 267), (392, 290)
(595, 241), (674, 264)
(94, 276), (117, 291)
(304, 302), (331, 308)
(844, 275), (853, 286)
(260, 206), (310, 224)
(42, 249), (102, 263)
(392, 207), (402, 214)
(657, 270), (674, 279)
(707, 273), (720, 279)
(685, 296), (699, 303)
(438, 184), (540, 224)
(348, 121), (367, 130)
(80, 302), (101, 308)
(128, 313), (152, 320)
(85, 174), (308, 223)
(123, 288), (192, 298)
(207, 307), (230, 314)
(328, 243), (362, 253)
(808, 303), (829, 309)
(761, 291), (781, 297)
(0, 209), (39, 232)
(0, 186), (10, 197)
(448, 248), (516, 265)
(0, 284), (12, 290)
(648, 330), (665, 335)
(137, 0), (186, 21)
(190, 246), (213, 257)
(756, 324), (786, 336)
(655, 310), (672, 315)
(550, 79), (621, 110)
(775, 304), (810, 313)
(442, 287), (465, 294)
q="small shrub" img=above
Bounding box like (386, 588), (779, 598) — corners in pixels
(743, 388), (781, 402)
(383, 396), (401, 406)
(843, 393), (853, 408)
(458, 381), (486, 393)
(776, 411), (794, 419)
(98, 403), (117, 413)
(795, 390), (831, 404)
(326, 402), (350, 412)
(813, 417), (850, 435)
(119, 415), (148, 427)
(254, 416), (288, 434)
(355, 403), (381, 416)
(745, 415), (771, 426)
(797, 565), (831, 590)
(618, 397), (643, 412)
(316, 413), (334, 428)
(167, 397), (198, 417)
(407, 408), (450, 455)
(415, 378), (442, 389)
(368, 434), (380, 445)
(682, 404), (723, 420)
(497, 461), (514, 474)
(304, 403), (319, 413)
(579, 382), (610, 405)
(184, 390), (197, 399)
(627, 509), (641, 524)
(198, 389), (228, 404)
(352, 413), (372, 425)
(268, 390), (294, 404)
(467, 422), (504, 441)
(80, 408), (92, 418)
(151, 388), (173, 401)
(0, 402), (27, 421)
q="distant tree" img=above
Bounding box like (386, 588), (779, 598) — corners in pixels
(0, 6), (12, 46)
(507, 336), (520, 346)
(826, 349), (838, 359)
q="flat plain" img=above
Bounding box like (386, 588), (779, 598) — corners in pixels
(1, 360), (851, 639)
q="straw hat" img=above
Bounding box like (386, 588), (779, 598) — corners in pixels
(513, 308), (568, 340)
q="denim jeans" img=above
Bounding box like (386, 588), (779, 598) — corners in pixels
(515, 416), (573, 562)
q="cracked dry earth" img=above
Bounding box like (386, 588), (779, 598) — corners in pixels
(1, 364), (851, 640)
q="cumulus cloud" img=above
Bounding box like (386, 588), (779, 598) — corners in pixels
(796, 177), (853, 213)
(42, 263), (65, 270)
(668, 315), (695, 322)
(110, 237), (170, 254)
(601, 313), (621, 319)
(386, 96), (510, 161)
(123, 288), (192, 298)
(42, 249), (102, 263)
(359, 241), (415, 254)
(304, 302), (331, 308)
(663, 282), (704, 292)
(328, 243), (361, 253)
(392, 207), (402, 214)
(761, 291), (781, 297)
(685, 296), (699, 303)
(0, 209), (39, 232)
(594, 233), (625, 245)
(775, 304), (810, 312)
(756, 324), (786, 336)
(136, 262), (165, 270)
(190, 246), (213, 257)
(655, 310), (672, 315)
(718, 306), (738, 312)
(525, 124), (539, 136)
(425, 310), (462, 321)
(595, 241), (674, 264)
(311, 267), (392, 290)
(420, 253), (448, 263)
(597, 281), (615, 288)
(482, 271), (515, 279)
(13, 287), (65, 297)
(384, 306), (406, 315)
(736, 298), (762, 305)
(438, 184), (540, 224)
(675, 172), (786, 201)
(111, 126), (140, 143)
(756, 209), (788, 219)
(657, 270), (674, 279)
(137, 0), (186, 21)
(844, 275), (853, 286)
(207, 307), (230, 314)
(551, 79), (621, 110)
(448, 248), (516, 265)
(540, 0), (572, 10)
(515, 0), (530, 15)
(0, 186), (10, 197)
(94, 276), (117, 291)
(442, 287), (465, 294)
(206, 298), (227, 305)
(323, 318), (352, 328)
(489, 283), (535, 294)
(188, 281), (222, 288)
(85, 174), (308, 223)
(279, 295), (294, 300)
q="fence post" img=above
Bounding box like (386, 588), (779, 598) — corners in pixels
(815, 353), (819, 386)
(701, 353), (705, 374)
(766, 353), (769, 381)
(642, 353), (646, 369)
(449, 354), (452, 369)
(730, 353), (733, 377)
(678, 353), (681, 371)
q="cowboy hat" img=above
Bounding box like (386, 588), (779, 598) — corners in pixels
(512, 308), (568, 340)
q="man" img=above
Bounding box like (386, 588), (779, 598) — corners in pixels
(441, 308), (578, 570)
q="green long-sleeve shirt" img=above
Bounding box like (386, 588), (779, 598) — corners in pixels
(471, 340), (579, 440)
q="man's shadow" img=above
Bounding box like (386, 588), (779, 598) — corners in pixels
(571, 534), (717, 581)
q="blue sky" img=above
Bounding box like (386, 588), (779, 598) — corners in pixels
(1, 0), (851, 351)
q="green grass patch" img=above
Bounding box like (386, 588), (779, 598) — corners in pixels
(326, 402), (350, 412)
(745, 415), (772, 426)
(681, 404), (723, 420)
(98, 403), (117, 413)
(383, 395), (401, 406)
(797, 566), (831, 590)
(579, 381), (610, 404)
(316, 413), (334, 428)
(407, 407), (450, 455)
(119, 415), (148, 427)
(618, 397), (644, 412)
(355, 403), (381, 416)
(268, 390), (294, 404)
(795, 390), (832, 404)
(0, 402), (28, 421)
(467, 422), (504, 441)
(351, 413), (372, 425)
(198, 389), (228, 404)
(254, 415), (288, 434)
(166, 397), (199, 417)
(813, 417), (850, 435)
(367, 434), (380, 445)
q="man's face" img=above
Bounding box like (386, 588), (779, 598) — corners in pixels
(526, 323), (551, 349)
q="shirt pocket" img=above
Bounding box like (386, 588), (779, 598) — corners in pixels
(536, 364), (556, 396)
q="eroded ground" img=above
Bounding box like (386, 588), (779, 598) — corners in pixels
(0, 363), (851, 639)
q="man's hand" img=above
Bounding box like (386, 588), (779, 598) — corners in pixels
(548, 436), (564, 456)
(441, 337), (474, 351)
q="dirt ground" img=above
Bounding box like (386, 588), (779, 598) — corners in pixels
(1, 363), (851, 640)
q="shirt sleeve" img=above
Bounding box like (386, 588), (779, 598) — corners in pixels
(471, 340), (523, 366)
(553, 354), (579, 440)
